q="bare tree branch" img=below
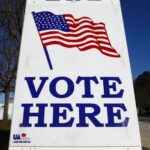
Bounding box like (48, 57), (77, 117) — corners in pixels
(0, 0), (26, 120)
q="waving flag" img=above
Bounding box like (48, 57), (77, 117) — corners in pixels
(32, 11), (120, 69)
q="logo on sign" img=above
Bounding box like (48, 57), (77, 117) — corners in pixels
(13, 133), (31, 144)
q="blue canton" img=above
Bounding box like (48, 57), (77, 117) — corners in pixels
(32, 11), (70, 32)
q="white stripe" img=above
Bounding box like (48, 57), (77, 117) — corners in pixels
(65, 17), (105, 27)
(102, 49), (119, 56)
(100, 43), (112, 49)
(97, 38), (110, 43)
(41, 32), (109, 41)
(79, 42), (111, 49)
(69, 24), (105, 31)
(79, 43), (99, 49)
(40, 29), (107, 38)
(43, 38), (110, 47)
(65, 17), (92, 24)
(67, 20), (105, 28)
(43, 37), (99, 45)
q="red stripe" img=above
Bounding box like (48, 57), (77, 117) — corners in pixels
(43, 39), (110, 47)
(65, 14), (105, 26)
(66, 19), (104, 27)
(43, 40), (100, 47)
(69, 25), (105, 32)
(79, 45), (120, 57)
(65, 14), (92, 22)
(40, 30), (107, 37)
(41, 35), (109, 43)
(41, 33), (108, 41)
(100, 48), (120, 57)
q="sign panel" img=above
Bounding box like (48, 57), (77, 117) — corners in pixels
(9, 0), (141, 149)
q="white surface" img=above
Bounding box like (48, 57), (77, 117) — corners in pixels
(9, 147), (141, 150)
(9, 0), (141, 149)
(28, 0), (120, 5)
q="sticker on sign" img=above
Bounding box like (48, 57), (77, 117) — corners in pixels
(9, 0), (142, 149)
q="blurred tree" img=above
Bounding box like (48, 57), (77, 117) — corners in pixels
(134, 71), (150, 114)
(0, 0), (26, 123)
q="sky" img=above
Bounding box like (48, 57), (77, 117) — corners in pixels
(0, 0), (150, 103)
(120, 0), (150, 79)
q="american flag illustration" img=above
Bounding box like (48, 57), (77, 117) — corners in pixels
(32, 11), (120, 69)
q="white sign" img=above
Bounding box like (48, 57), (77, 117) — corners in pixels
(9, 0), (141, 149)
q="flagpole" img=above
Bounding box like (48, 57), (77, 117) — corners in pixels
(43, 46), (53, 70)
(32, 12), (53, 70)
